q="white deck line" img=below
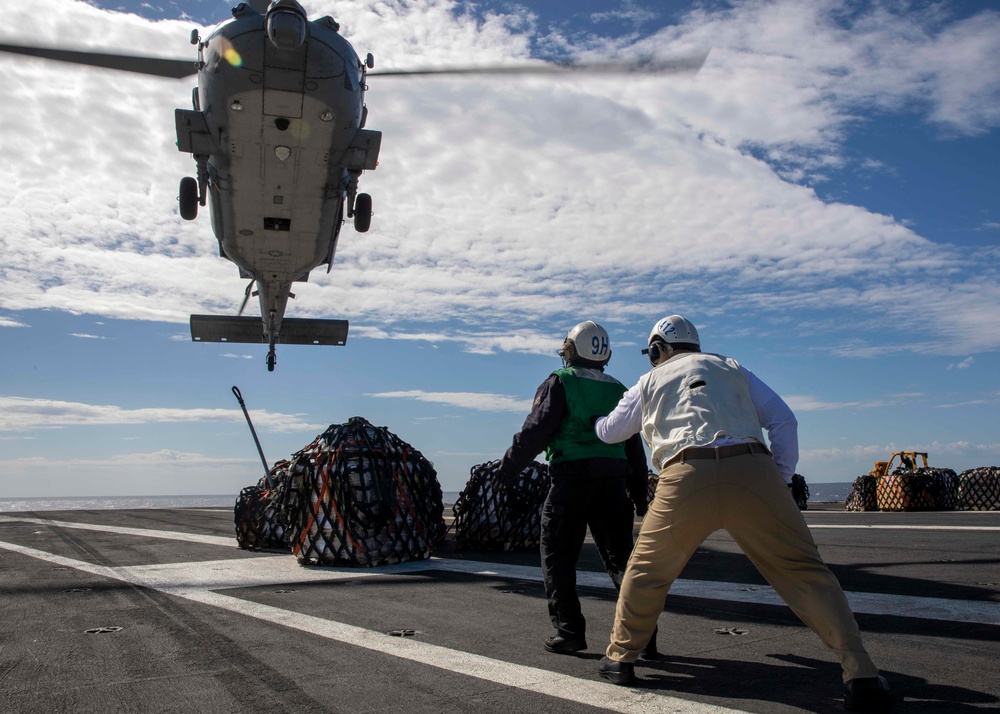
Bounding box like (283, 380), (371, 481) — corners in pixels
(2, 515), (998, 626)
(0, 538), (744, 714)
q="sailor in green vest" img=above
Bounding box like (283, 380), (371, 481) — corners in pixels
(498, 321), (654, 656)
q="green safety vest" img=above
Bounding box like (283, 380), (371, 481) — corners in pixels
(546, 367), (628, 464)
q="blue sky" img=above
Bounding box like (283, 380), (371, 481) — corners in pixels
(1, 0), (998, 498)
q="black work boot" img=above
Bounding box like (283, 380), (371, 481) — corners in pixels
(544, 633), (587, 654)
(598, 656), (635, 685)
(844, 675), (893, 711)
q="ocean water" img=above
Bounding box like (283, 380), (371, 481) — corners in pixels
(0, 494), (238, 513)
(799, 481), (853, 502)
(0, 484), (853, 514)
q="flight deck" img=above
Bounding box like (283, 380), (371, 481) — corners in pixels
(1, 504), (997, 713)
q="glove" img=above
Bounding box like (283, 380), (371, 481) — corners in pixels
(788, 474), (809, 511)
(628, 478), (649, 519)
(496, 462), (519, 489)
(506, 488), (530, 515)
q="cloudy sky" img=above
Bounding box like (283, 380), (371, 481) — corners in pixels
(1, 0), (998, 499)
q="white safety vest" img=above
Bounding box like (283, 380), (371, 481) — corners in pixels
(638, 352), (765, 470)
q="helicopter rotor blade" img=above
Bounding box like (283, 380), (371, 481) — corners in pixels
(238, 280), (256, 317)
(367, 50), (710, 78)
(0, 42), (198, 79)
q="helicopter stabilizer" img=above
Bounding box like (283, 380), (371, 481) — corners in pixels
(190, 315), (349, 346)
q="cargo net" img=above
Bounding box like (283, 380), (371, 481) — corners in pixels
(845, 475), (879, 512)
(283, 417), (447, 567)
(234, 460), (292, 550)
(452, 460), (550, 551)
(877, 467), (958, 511)
(957, 467), (1000, 510)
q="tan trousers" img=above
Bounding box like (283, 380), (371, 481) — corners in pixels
(606, 452), (879, 682)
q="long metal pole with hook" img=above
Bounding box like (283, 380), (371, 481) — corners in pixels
(232, 385), (272, 486)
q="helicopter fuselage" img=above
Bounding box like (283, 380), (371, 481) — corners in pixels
(179, 2), (380, 369)
(0, 0), (703, 372)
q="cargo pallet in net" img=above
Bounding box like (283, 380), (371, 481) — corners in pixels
(234, 460), (292, 550)
(877, 467), (958, 511)
(452, 460), (549, 551)
(235, 417), (447, 566)
(846, 466), (1000, 511)
(845, 474), (879, 512)
(956, 467), (1000, 510)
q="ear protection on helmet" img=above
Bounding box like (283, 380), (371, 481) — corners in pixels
(643, 339), (669, 366)
(559, 338), (577, 365)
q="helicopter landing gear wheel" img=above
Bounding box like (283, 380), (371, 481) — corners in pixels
(354, 193), (372, 233)
(179, 176), (198, 220)
(266, 348), (276, 372)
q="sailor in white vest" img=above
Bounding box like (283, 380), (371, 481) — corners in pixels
(593, 315), (892, 712)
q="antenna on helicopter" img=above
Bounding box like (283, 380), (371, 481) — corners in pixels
(238, 280), (256, 317)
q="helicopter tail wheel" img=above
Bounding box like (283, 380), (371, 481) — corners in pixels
(266, 347), (276, 372)
(354, 193), (373, 232)
(179, 176), (198, 220)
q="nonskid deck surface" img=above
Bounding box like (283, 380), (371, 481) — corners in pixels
(0, 506), (997, 713)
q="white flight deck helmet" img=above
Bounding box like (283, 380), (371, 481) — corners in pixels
(643, 315), (700, 365)
(559, 321), (611, 367)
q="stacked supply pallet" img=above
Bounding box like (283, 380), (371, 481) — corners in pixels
(290, 417), (447, 566)
(234, 460), (291, 550)
(957, 467), (1000, 510)
(453, 460), (549, 551)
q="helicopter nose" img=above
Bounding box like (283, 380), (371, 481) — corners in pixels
(266, 7), (307, 51)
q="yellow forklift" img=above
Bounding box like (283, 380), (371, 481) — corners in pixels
(870, 451), (928, 477)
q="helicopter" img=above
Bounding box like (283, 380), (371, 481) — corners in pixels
(0, 0), (707, 371)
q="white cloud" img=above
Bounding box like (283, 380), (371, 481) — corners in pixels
(802, 440), (1000, 464)
(0, 0), (997, 359)
(785, 392), (922, 412)
(0, 316), (28, 328)
(0, 451), (259, 498)
(796, 439), (1000, 482)
(589, 2), (659, 31)
(936, 391), (1000, 409)
(5, 450), (251, 467)
(351, 324), (557, 355)
(0, 396), (324, 432)
(947, 356), (974, 370)
(69, 332), (107, 340)
(366, 389), (533, 413)
(785, 395), (866, 411)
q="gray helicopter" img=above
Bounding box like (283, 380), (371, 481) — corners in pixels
(0, 0), (706, 371)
